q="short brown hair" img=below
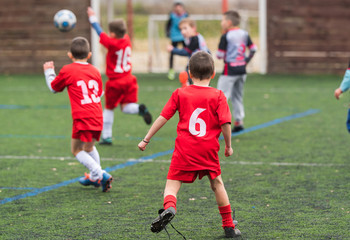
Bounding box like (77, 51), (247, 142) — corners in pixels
(179, 17), (196, 28)
(109, 19), (126, 38)
(70, 37), (90, 59)
(189, 51), (214, 80)
(224, 10), (240, 26)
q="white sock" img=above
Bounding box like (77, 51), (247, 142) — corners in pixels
(122, 103), (139, 114)
(102, 109), (114, 139)
(87, 146), (100, 166)
(76, 151), (103, 181)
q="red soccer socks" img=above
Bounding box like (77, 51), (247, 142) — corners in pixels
(163, 195), (177, 212)
(218, 204), (235, 229)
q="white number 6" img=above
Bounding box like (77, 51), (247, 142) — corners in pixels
(189, 108), (206, 137)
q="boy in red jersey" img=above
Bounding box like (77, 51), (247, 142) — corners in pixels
(87, 7), (152, 145)
(43, 37), (113, 192)
(138, 51), (241, 238)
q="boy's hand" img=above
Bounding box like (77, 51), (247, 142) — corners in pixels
(334, 88), (343, 100)
(43, 61), (54, 71)
(225, 146), (233, 157)
(138, 140), (148, 151)
(167, 45), (174, 52)
(87, 7), (95, 17)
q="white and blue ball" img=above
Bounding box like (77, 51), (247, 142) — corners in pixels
(53, 9), (76, 32)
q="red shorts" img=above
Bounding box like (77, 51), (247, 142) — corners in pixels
(167, 168), (221, 183)
(105, 75), (138, 109)
(72, 130), (101, 142)
(72, 118), (102, 142)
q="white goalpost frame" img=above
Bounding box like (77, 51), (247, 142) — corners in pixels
(147, 10), (260, 73)
(90, 0), (102, 71)
(259, 0), (267, 74)
(91, 0), (115, 73)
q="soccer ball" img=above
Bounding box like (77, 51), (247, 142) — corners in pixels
(53, 9), (76, 32)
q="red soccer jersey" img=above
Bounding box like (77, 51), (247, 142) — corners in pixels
(100, 32), (132, 80)
(160, 85), (232, 172)
(51, 62), (103, 125)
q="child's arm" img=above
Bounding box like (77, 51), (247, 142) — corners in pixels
(335, 69), (350, 99)
(221, 123), (233, 157)
(43, 61), (57, 93)
(138, 116), (168, 151)
(165, 15), (172, 38)
(216, 34), (227, 60)
(87, 7), (103, 36)
(245, 49), (256, 64)
(245, 35), (257, 64)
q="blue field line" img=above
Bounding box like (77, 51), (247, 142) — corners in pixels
(220, 108), (320, 140)
(0, 109), (320, 205)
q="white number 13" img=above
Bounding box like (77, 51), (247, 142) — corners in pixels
(77, 80), (100, 105)
(189, 108), (206, 137)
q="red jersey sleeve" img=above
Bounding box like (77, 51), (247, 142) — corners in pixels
(216, 91), (232, 126)
(160, 89), (179, 120)
(51, 69), (68, 92)
(99, 32), (111, 48)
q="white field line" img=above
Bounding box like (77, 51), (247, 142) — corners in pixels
(0, 155), (345, 167)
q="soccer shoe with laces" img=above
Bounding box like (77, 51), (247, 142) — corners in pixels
(100, 171), (113, 192)
(224, 227), (241, 238)
(150, 207), (176, 233)
(224, 210), (241, 238)
(99, 137), (112, 145)
(79, 173), (101, 187)
(139, 104), (152, 125)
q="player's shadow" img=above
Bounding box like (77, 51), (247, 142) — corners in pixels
(212, 234), (244, 239)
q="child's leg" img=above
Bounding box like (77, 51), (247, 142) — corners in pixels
(231, 74), (247, 123)
(102, 109), (114, 140)
(121, 103), (139, 114)
(163, 179), (182, 211)
(72, 139), (102, 181)
(150, 179), (182, 233)
(84, 141), (100, 166)
(119, 76), (152, 125)
(209, 175), (235, 229)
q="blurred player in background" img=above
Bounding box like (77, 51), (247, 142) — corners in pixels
(334, 60), (350, 132)
(87, 7), (152, 145)
(138, 52), (241, 238)
(217, 10), (257, 133)
(166, 1), (189, 80)
(167, 17), (210, 86)
(43, 37), (113, 192)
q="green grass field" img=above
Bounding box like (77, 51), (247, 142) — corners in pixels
(1, 73), (350, 239)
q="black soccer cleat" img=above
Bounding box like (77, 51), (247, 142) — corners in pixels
(224, 227), (241, 238)
(139, 104), (152, 125)
(232, 125), (244, 133)
(224, 208), (241, 238)
(150, 207), (176, 233)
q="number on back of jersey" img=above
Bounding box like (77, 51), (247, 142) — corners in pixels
(114, 47), (131, 73)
